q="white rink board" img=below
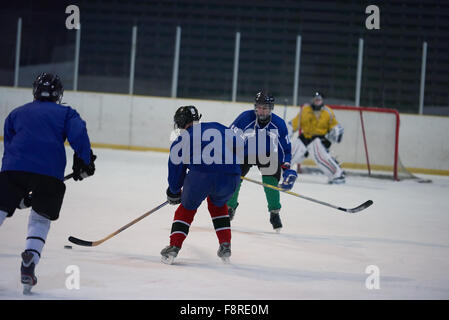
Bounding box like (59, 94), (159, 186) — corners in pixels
(0, 86), (448, 171)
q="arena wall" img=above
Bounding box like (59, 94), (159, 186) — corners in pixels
(1, 86), (448, 175)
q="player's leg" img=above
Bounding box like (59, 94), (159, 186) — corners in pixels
(0, 171), (28, 226)
(161, 171), (209, 264)
(211, 174), (240, 258)
(207, 197), (232, 262)
(260, 164), (283, 232)
(208, 174), (240, 262)
(290, 137), (309, 165)
(226, 164), (251, 221)
(22, 174), (65, 293)
(161, 203), (197, 264)
(308, 138), (345, 184)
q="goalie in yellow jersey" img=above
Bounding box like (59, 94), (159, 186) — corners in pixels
(288, 92), (345, 184)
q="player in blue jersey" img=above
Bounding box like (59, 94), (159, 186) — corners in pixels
(161, 105), (243, 264)
(0, 73), (96, 294)
(227, 91), (297, 232)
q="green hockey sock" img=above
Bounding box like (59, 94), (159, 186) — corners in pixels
(262, 176), (281, 212)
(227, 180), (242, 209)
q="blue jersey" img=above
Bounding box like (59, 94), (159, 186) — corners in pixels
(168, 122), (242, 194)
(1, 100), (92, 180)
(230, 110), (292, 165)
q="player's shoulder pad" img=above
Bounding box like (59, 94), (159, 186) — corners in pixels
(270, 112), (284, 123)
(301, 104), (314, 112)
(270, 113), (288, 130)
(233, 109), (256, 125)
(322, 105), (335, 115)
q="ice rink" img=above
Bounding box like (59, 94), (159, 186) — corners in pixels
(1, 147), (448, 300)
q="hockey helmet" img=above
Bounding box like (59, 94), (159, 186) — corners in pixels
(174, 105), (202, 129)
(311, 92), (324, 111)
(254, 90), (275, 125)
(33, 72), (64, 103)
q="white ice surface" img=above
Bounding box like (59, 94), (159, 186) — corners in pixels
(1, 147), (448, 300)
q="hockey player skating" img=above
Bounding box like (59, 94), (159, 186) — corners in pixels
(226, 91), (297, 233)
(161, 106), (243, 264)
(288, 92), (345, 184)
(0, 73), (96, 294)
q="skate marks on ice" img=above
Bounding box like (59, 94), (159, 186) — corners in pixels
(191, 225), (449, 251)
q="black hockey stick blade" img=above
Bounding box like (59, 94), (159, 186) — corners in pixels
(339, 200), (373, 213)
(68, 201), (169, 247)
(68, 236), (94, 247)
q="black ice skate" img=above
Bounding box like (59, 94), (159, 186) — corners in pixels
(269, 210), (282, 233)
(21, 251), (37, 295)
(160, 245), (180, 265)
(217, 242), (231, 263)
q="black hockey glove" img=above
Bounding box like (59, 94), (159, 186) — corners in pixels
(166, 187), (181, 205)
(73, 150), (97, 181)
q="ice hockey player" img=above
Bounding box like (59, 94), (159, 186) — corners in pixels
(161, 105), (243, 264)
(0, 73), (96, 294)
(288, 92), (345, 184)
(226, 90), (297, 233)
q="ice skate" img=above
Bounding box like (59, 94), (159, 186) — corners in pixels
(21, 251), (37, 295)
(217, 242), (231, 263)
(160, 245), (180, 265)
(269, 210), (282, 233)
(329, 172), (346, 184)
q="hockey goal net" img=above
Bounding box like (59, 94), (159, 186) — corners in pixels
(299, 105), (419, 181)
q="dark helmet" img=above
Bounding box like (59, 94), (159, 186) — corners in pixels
(311, 92), (324, 111)
(254, 90), (275, 125)
(33, 72), (64, 103)
(254, 90), (275, 109)
(174, 105), (202, 129)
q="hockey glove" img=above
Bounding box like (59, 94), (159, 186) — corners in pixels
(166, 188), (182, 205)
(279, 169), (298, 191)
(73, 150), (97, 181)
(327, 124), (344, 143)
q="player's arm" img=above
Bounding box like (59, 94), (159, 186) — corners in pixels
(64, 108), (96, 180)
(3, 113), (16, 145)
(278, 119), (292, 165)
(166, 138), (187, 205)
(326, 108), (344, 143)
(277, 119), (297, 190)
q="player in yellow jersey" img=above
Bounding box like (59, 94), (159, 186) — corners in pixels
(288, 92), (345, 184)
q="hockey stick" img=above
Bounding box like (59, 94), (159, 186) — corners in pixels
(68, 201), (169, 247)
(64, 173), (74, 181)
(241, 176), (373, 213)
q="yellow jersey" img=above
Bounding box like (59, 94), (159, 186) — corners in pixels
(289, 104), (339, 139)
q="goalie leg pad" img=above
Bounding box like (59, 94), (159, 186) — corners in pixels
(290, 138), (309, 165)
(309, 138), (343, 179)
